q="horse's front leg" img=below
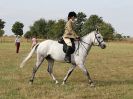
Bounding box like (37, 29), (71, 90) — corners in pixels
(78, 64), (95, 87)
(62, 64), (76, 85)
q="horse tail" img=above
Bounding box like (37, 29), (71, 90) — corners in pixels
(20, 43), (39, 68)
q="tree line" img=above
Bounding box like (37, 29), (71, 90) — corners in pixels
(0, 12), (130, 41)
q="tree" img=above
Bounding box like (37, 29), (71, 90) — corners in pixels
(0, 29), (4, 43)
(0, 19), (5, 43)
(99, 23), (115, 40)
(81, 15), (103, 36)
(46, 20), (56, 39)
(47, 19), (66, 39)
(0, 30), (4, 37)
(50, 19), (66, 39)
(0, 19), (5, 30)
(12, 21), (24, 36)
(24, 31), (32, 42)
(29, 26), (38, 37)
(29, 19), (47, 38)
(81, 15), (115, 41)
(34, 19), (47, 38)
(74, 12), (87, 36)
(127, 36), (130, 38)
(0, 19), (5, 37)
(24, 31), (32, 39)
(24, 13), (116, 41)
(115, 33), (123, 40)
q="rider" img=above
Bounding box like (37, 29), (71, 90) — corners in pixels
(63, 11), (80, 63)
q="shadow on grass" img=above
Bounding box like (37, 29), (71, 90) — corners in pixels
(20, 76), (133, 87)
(94, 79), (133, 87)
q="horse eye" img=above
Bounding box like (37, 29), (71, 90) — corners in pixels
(98, 36), (101, 39)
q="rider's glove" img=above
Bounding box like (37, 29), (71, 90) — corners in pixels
(76, 36), (80, 41)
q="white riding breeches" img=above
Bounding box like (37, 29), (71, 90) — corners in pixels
(63, 37), (72, 47)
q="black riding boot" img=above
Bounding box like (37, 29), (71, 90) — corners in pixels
(64, 46), (71, 63)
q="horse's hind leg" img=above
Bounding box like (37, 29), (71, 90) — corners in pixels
(29, 55), (44, 84)
(47, 58), (59, 84)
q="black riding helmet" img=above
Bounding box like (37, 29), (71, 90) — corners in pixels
(68, 11), (77, 19)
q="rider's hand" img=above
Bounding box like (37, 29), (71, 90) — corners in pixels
(76, 36), (80, 41)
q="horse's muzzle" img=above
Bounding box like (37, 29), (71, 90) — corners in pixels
(101, 44), (106, 49)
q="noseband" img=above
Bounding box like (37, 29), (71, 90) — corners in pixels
(94, 33), (104, 46)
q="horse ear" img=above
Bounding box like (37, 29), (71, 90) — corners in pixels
(96, 30), (100, 34)
(96, 28), (98, 32)
(95, 30), (99, 34)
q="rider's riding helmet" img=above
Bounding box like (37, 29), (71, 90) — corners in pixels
(68, 11), (77, 20)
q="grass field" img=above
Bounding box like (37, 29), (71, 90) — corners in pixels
(0, 40), (133, 99)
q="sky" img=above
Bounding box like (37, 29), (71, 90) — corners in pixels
(0, 0), (133, 36)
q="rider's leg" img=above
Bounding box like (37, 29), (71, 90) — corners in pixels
(64, 46), (72, 63)
(63, 37), (72, 63)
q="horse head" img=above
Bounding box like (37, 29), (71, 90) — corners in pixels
(92, 31), (106, 49)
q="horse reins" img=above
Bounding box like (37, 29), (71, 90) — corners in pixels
(75, 39), (91, 55)
(75, 33), (104, 55)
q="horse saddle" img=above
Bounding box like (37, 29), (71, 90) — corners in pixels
(58, 37), (75, 54)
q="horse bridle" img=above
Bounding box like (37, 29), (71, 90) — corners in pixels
(75, 32), (104, 55)
(94, 32), (104, 46)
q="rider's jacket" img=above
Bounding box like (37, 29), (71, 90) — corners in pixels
(63, 19), (78, 39)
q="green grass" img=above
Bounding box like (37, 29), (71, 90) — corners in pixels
(0, 41), (133, 99)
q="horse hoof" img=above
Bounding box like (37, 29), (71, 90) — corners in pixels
(55, 81), (59, 84)
(62, 82), (65, 85)
(29, 82), (33, 85)
(90, 83), (95, 87)
(29, 80), (33, 85)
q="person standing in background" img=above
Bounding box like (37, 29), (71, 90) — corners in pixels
(31, 36), (37, 48)
(15, 35), (21, 53)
